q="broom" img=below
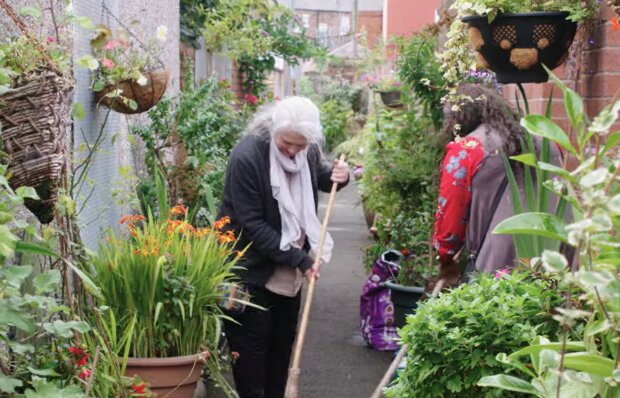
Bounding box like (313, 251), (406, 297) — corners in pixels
(284, 154), (346, 398)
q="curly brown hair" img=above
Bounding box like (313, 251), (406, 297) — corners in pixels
(441, 84), (525, 156)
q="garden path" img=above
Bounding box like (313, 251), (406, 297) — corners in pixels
(299, 182), (393, 398)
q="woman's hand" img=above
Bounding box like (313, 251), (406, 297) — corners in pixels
(331, 159), (350, 184)
(304, 260), (321, 282)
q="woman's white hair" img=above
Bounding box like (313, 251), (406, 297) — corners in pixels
(246, 96), (324, 145)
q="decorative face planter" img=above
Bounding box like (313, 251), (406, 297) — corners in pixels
(462, 12), (577, 83)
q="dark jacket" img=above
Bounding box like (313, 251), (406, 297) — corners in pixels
(217, 134), (347, 287)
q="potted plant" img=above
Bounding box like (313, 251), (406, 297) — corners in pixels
(373, 213), (437, 328)
(83, 204), (244, 397)
(453, 0), (601, 83)
(0, 3), (77, 223)
(372, 73), (404, 108)
(84, 24), (169, 114)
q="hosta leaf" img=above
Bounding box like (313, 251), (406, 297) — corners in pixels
(563, 352), (615, 377)
(493, 212), (567, 243)
(478, 375), (538, 394)
(521, 115), (576, 155)
(509, 342), (585, 359)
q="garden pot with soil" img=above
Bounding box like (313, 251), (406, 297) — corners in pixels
(95, 68), (169, 114)
(384, 281), (425, 329)
(462, 12), (577, 83)
(124, 353), (204, 398)
(377, 91), (403, 109)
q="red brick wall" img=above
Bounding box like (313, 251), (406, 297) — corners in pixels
(503, 5), (620, 135)
(359, 11), (383, 46)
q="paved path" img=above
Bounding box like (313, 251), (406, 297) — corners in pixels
(298, 183), (393, 398)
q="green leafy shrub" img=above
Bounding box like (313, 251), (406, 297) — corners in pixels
(320, 99), (353, 153)
(0, 163), (90, 397)
(386, 273), (566, 398)
(131, 72), (246, 220)
(397, 29), (446, 130)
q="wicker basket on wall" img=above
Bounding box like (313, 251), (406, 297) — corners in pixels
(95, 68), (169, 114)
(0, 70), (74, 224)
(609, 0), (620, 17)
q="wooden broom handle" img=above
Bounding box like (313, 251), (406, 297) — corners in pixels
(288, 155), (346, 378)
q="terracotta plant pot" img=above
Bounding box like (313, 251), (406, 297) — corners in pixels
(124, 354), (203, 397)
(462, 12), (577, 83)
(95, 68), (169, 114)
(377, 91), (403, 108)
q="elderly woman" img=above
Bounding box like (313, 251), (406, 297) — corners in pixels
(217, 96), (349, 398)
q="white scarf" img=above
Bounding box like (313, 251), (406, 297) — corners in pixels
(269, 139), (333, 264)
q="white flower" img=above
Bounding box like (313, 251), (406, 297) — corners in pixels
(87, 58), (99, 71)
(451, 104), (460, 112)
(156, 25), (168, 42)
(137, 74), (148, 86)
(66, 2), (73, 12)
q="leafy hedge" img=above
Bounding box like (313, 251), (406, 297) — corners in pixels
(386, 273), (566, 398)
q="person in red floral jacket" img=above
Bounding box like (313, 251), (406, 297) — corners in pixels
(432, 83), (558, 285)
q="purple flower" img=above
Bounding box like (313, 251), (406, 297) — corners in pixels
(261, 30), (269, 37)
(494, 268), (510, 278)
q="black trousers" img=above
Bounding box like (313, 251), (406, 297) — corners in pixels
(224, 286), (301, 398)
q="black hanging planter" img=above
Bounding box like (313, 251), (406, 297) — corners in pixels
(462, 12), (577, 84)
(377, 91), (403, 108)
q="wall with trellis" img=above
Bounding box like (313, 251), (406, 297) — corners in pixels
(72, 0), (179, 248)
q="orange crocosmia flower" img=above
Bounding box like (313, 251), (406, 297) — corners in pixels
(214, 216), (231, 230)
(194, 227), (211, 238)
(170, 204), (188, 216)
(119, 214), (145, 225)
(218, 230), (236, 244)
(612, 17), (620, 31)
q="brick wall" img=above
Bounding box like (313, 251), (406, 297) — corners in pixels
(359, 10), (383, 46)
(503, 5), (620, 134)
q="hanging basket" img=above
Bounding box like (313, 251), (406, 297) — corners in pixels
(377, 91), (403, 108)
(462, 12), (577, 84)
(0, 70), (73, 224)
(95, 68), (169, 114)
(609, 0), (620, 18)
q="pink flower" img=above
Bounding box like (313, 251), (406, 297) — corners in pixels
(78, 368), (92, 380)
(46, 36), (56, 43)
(105, 40), (121, 50)
(244, 94), (258, 105)
(102, 58), (115, 68)
(494, 268), (510, 279)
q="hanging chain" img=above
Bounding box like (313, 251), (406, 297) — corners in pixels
(0, 0), (65, 76)
(100, 1), (165, 68)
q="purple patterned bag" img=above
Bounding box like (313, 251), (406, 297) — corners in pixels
(360, 250), (401, 351)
